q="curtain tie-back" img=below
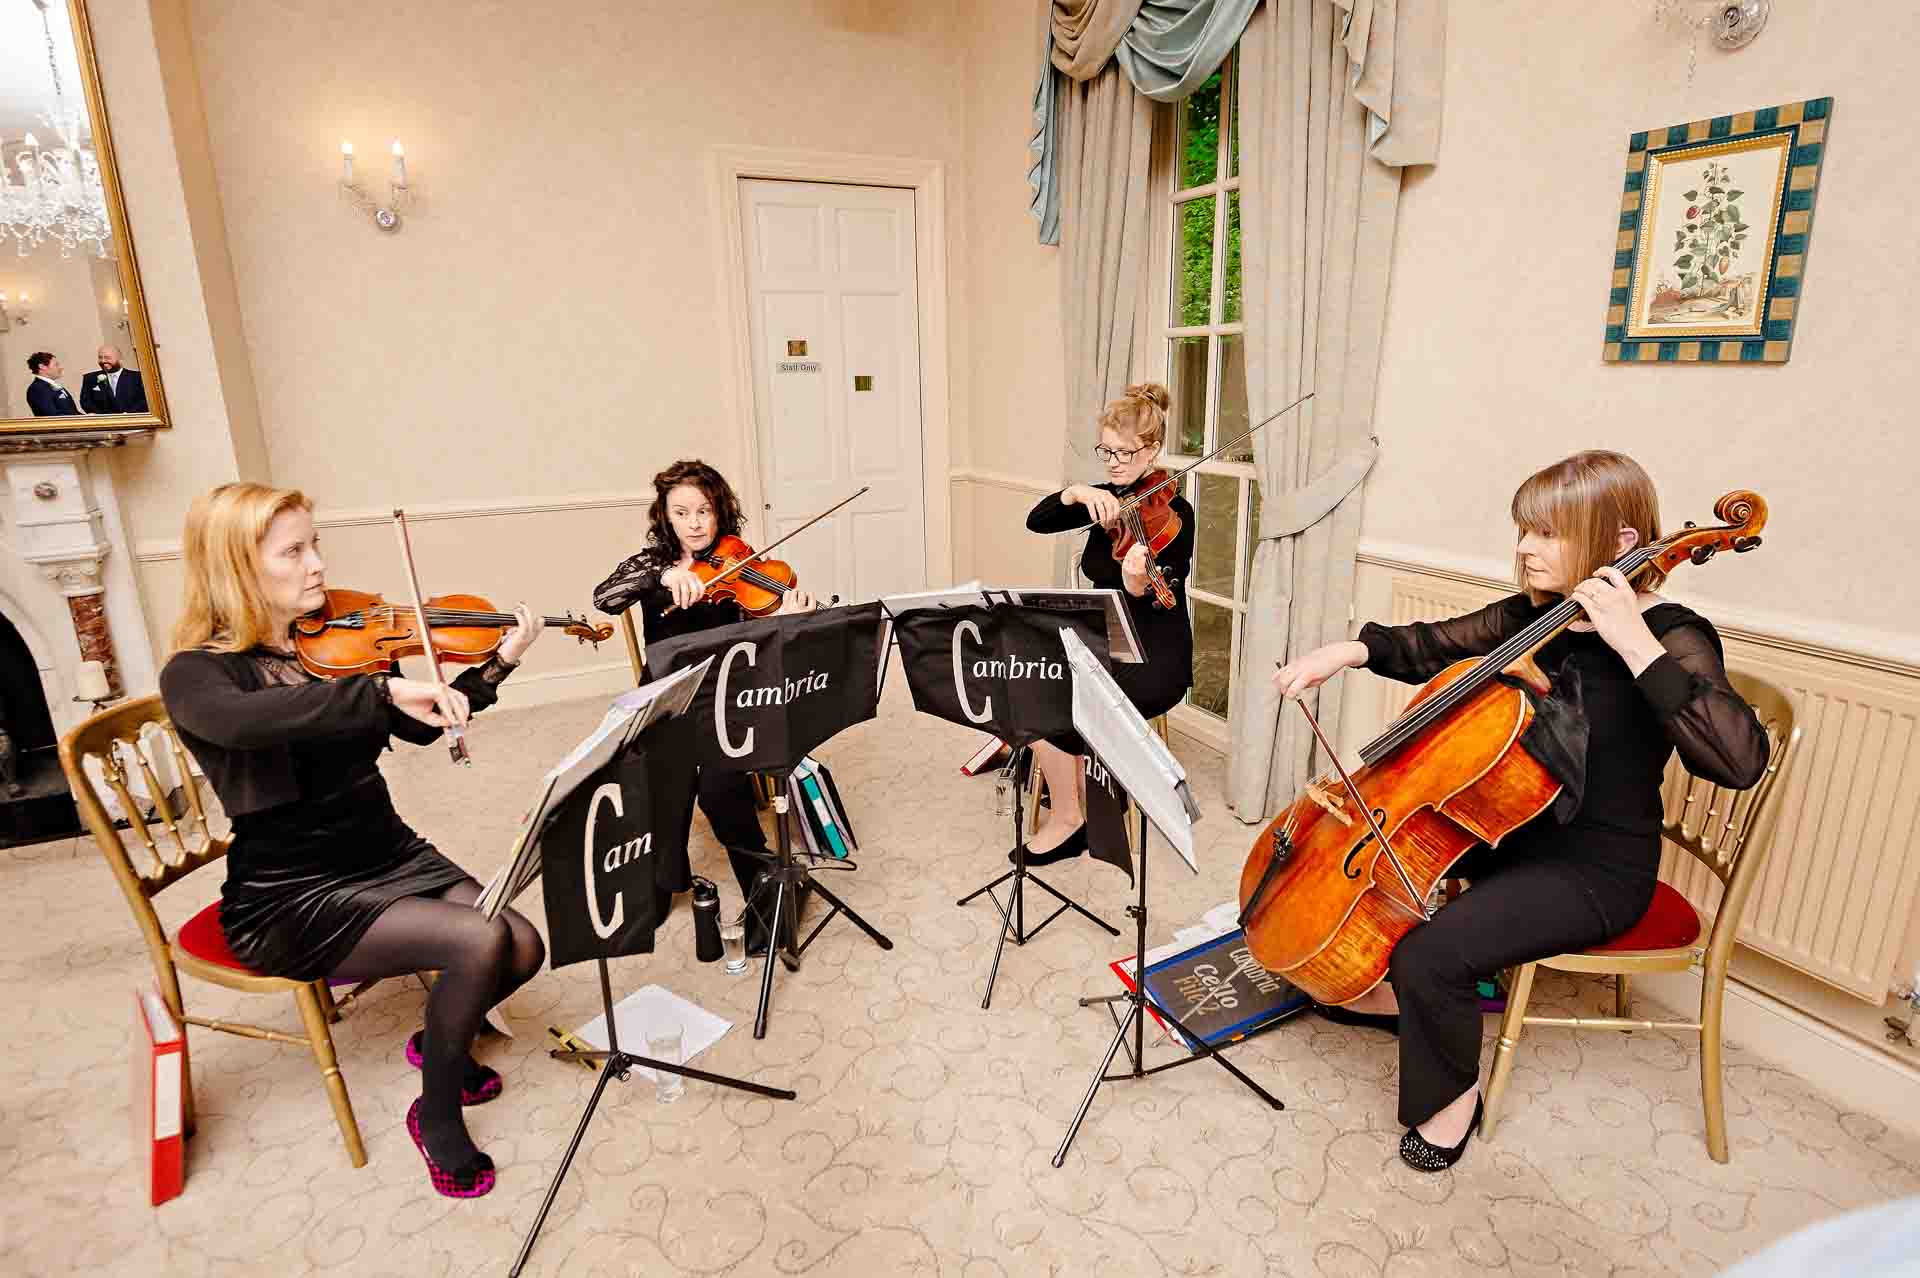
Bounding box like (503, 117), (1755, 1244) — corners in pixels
(1258, 438), (1380, 540)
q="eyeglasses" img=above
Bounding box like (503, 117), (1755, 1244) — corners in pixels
(1094, 444), (1147, 464)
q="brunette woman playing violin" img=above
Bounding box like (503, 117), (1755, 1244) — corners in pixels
(1021, 383), (1196, 865)
(158, 484), (546, 1199)
(593, 459), (816, 952)
(1272, 451), (1768, 1172)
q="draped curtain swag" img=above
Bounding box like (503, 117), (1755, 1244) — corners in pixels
(1028, 0), (1260, 247)
(1225, 0), (1447, 822)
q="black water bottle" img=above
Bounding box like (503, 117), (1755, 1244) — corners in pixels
(691, 876), (723, 962)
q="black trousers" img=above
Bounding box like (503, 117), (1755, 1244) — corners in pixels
(673, 765), (772, 904)
(1388, 830), (1657, 1127)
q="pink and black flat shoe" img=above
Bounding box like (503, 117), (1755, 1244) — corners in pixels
(405, 1098), (496, 1198)
(405, 1031), (504, 1105)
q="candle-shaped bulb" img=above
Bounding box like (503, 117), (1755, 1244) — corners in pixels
(340, 139), (354, 183)
(390, 139), (406, 188)
(22, 133), (36, 148)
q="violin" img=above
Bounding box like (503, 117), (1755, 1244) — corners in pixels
(1107, 468), (1182, 610)
(292, 588), (613, 679)
(682, 535), (800, 617)
(1235, 491), (1768, 1007)
(662, 486), (870, 617)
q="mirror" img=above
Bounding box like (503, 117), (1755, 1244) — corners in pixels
(0, 0), (166, 432)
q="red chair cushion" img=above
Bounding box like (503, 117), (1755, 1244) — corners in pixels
(176, 899), (259, 973)
(1589, 880), (1702, 953)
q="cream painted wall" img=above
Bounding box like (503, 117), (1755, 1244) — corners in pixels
(0, 246), (110, 419)
(1368, 2), (1918, 650)
(958, 0), (1065, 587)
(182, 0), (971, 513)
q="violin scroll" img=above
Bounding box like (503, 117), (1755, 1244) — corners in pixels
(558, 613), (614, 646)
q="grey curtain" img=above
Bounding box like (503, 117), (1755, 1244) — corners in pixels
(1225, 0), (1446, 820)
(1028, 0), (1260, 246)
(1051, 60), (1156, 584)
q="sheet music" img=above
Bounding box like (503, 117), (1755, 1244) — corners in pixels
(1061, 628), (1197, 871)
(476, 656), (714, 918)
(879, 582), (1142, 665)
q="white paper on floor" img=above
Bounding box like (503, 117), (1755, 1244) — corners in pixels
(574, 984), (732, 1085)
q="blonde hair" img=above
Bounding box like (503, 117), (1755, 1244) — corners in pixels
(1510, 450), (1666, 602)
(1097, 382), (1170, 449)
(172, 482), (315, 653)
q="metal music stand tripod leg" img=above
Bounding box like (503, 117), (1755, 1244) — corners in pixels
(751, 768), (894, 1040)
(1051, 805), (1284, 1168)
(512, 956), (796, 1276)
(955, 744), (1119, 1009)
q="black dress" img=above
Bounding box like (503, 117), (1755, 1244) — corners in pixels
(1026, 485), (1196, 739)
(594, 547), (772, 904)
(1356, 595), (1770, 1125)
(159, 648), (516, 982)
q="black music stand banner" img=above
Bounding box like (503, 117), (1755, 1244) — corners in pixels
(644, 602), (887, 772)
(892, 602), (1110, 747)
(1083, 752), (1133, 880)
(539, 719), (698, 970)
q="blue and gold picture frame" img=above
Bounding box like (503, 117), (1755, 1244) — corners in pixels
(1605, 97), (1831, 363)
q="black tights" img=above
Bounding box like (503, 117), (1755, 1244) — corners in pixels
(330, 878), (545, 1167)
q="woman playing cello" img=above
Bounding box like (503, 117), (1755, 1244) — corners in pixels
(1271, 451), (1768, 1171)
(1021, 383), (1196, 865)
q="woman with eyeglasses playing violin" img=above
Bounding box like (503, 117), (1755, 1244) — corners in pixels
(1020, 383), (1196, 866)
(594, 459), (816, 953)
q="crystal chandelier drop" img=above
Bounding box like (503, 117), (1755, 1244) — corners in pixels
(0, 1), (112, 258)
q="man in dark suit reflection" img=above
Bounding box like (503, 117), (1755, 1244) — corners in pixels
(25, 353), (79, 417)
(79, 345), (146, 414)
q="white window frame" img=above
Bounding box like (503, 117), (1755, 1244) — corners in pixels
(1143, 55), (1250, 753)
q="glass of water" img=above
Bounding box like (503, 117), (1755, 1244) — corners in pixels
(647, 1024), (685, 1103)
(720, 921), (748, 974)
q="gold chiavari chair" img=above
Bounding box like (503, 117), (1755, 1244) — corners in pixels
(1480, 670), (1801, 1162)
(60, 696), (373, 1168)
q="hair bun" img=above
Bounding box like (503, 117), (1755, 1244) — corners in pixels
(1123, 383), (1170, 412)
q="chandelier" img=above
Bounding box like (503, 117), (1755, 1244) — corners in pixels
(0, 1), (111, 258)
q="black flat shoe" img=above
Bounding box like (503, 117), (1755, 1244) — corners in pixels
(1314, 1002), (1401, 1036)
(1010, 824), (1087, 867)
(1400, 1097), (1482, 1173)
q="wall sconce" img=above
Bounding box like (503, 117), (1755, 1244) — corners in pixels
(338, 138), (412, 232)
(0, 292), (10, 333)
(0, 290), (29, 327)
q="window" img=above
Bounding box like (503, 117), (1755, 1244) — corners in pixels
(1153, 59), (1252, 727)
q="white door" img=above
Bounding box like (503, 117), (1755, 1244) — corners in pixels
(740, 179), (926, 605)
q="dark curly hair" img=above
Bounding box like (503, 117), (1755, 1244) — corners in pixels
(640, 459), (745, 566)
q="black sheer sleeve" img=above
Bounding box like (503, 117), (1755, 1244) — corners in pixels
(1356, 594), (1538, 686)
(1027, 489), (1095, 534)
(384, 656), (516, 746)
(593, 551), (665, 616)
(160, 650), (387, 750)
(1633, 621), (1770, 789)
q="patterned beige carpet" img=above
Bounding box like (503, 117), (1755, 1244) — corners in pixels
(6, 671), (1918, 1277)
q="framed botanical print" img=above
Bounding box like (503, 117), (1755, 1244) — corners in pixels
(1604, 97), (1832, 363)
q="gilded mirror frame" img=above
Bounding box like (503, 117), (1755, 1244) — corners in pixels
(0, 0), (169, 433)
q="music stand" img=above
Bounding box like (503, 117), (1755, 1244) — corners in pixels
(507, 673), (797, 1277)
(885, 592), (1130, 1007)
(643, 602), (895, 1040)
(1049, 629), (1283, 1169)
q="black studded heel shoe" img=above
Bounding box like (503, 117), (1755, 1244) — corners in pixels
(1399, 1096), (1482, 1173)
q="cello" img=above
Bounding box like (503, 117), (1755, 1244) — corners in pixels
(1236, 491), (1767, 1006)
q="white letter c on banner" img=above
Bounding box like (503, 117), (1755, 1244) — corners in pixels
(715, 640), (757, 758)
(584, 781), (625, 940)
(954, 620), (991, 725)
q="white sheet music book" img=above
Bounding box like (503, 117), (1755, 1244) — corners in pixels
(1061, 627), (1199, 871)
(476, 655), (714, 919)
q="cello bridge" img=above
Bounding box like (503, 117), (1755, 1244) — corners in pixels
(1304, 779), (1353, 825)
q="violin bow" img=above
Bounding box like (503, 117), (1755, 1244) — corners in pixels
(664, 485), (870, 614)
(1056, 390), (1316, 531)
(392, 508), (472, 766)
